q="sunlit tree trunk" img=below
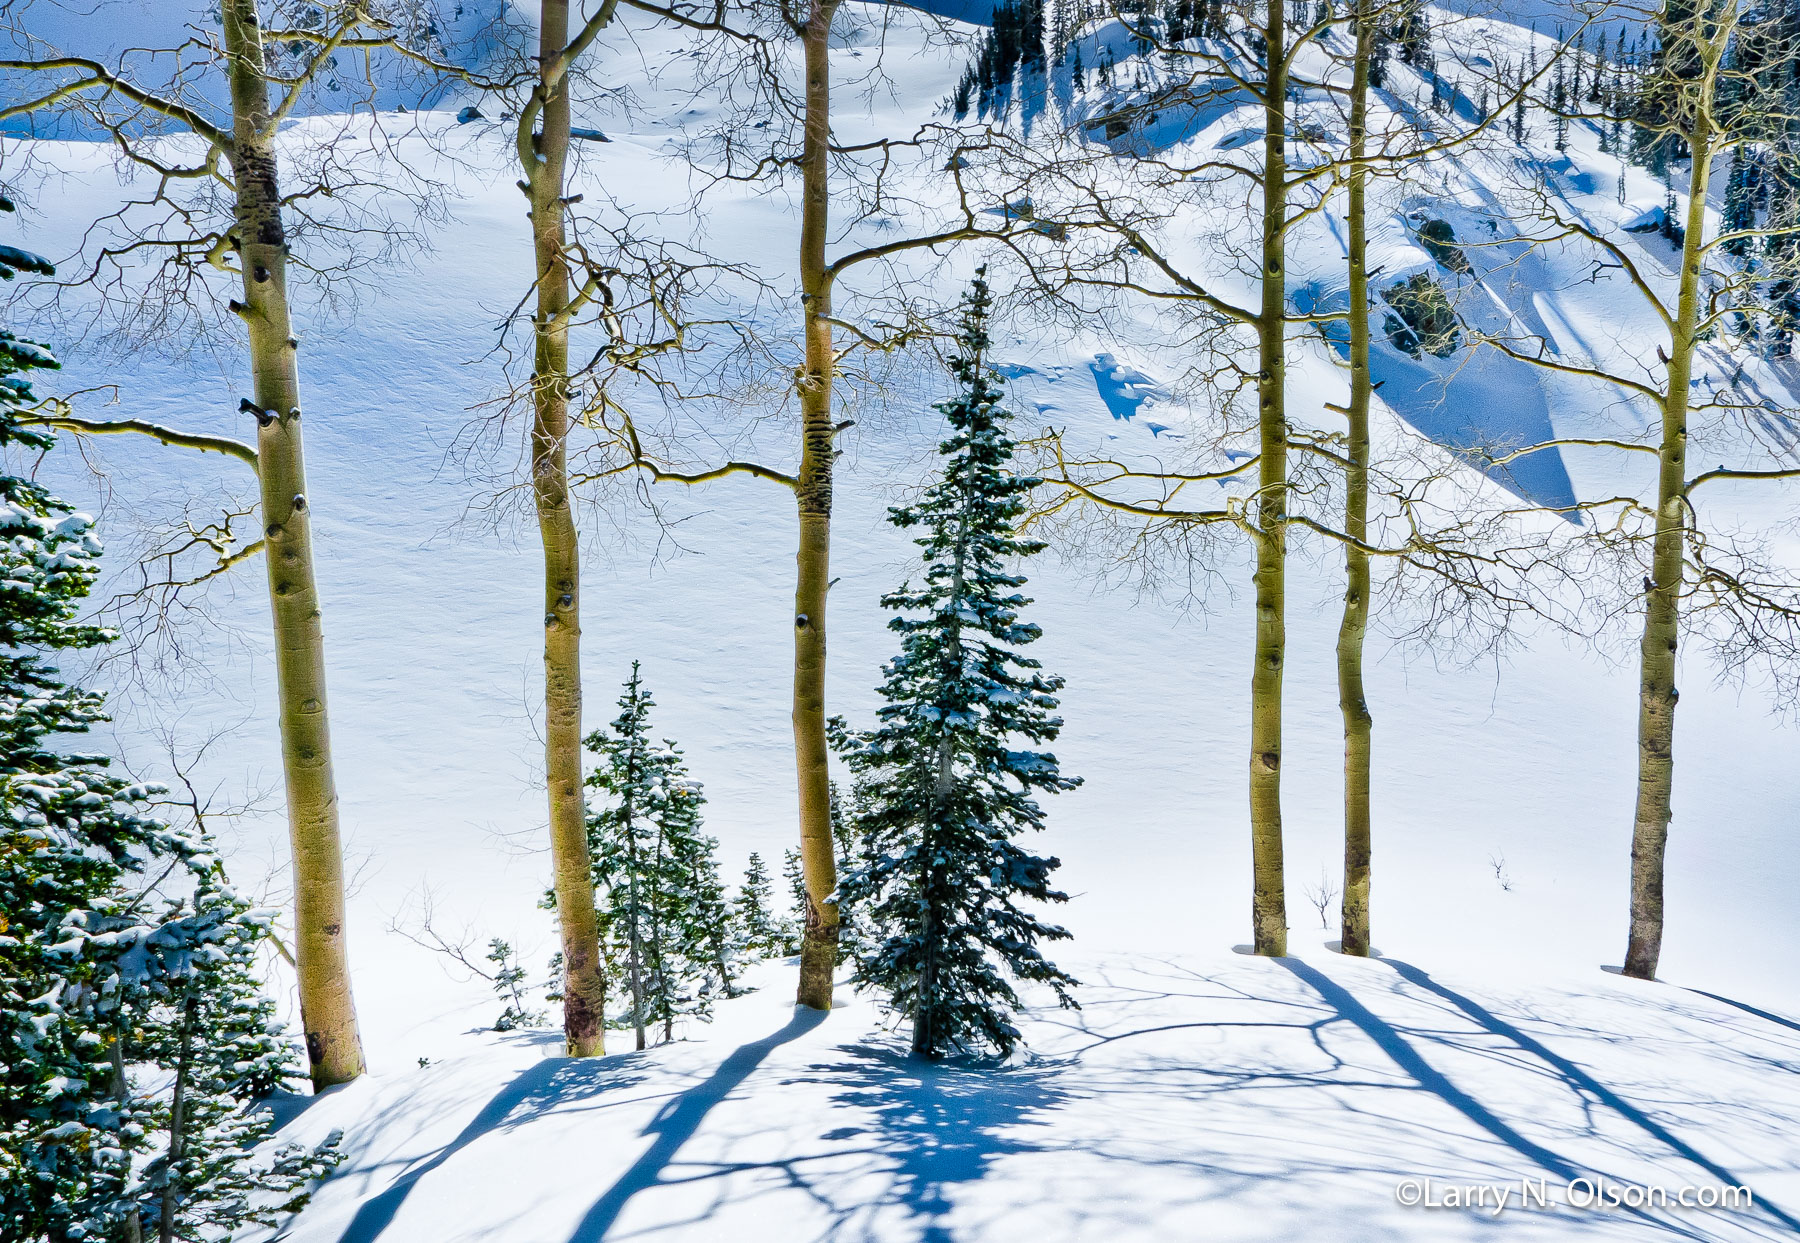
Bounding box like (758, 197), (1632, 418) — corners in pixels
(1249, 0), (1291, 957)
(1337, 0), (1375, 957)
(522, 0), (609, 1054)
(793, 0), (845, 1011)
(1624, 122), (1711, 980)
(222, 0), (363, 1086)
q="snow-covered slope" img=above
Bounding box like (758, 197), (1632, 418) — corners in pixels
(271, 946), (1800, 1242)
(6, 1), (1800, 1237)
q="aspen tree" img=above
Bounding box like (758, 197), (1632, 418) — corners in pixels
(514, 0), (618, 1055)
(1336, 0), (1376, 957)
(0, 0), (458, 1085)
(591, 0), (1034, 1011)
(1487, 0), (1800, 978)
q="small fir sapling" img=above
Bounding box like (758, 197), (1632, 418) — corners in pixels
(584, 664), (727, 1045)
(826, 714), (875, 963)
(781, 847), (809, 956)
(388, 893), (547, 1032)
(733, 851), (786, 959)
(661, 773), (744, 1002)
(837, 272), (1081, 1061)
(681, 836), (747, 1000)
(122, 876), (345, 1241)
(486, 939), (547, 1031)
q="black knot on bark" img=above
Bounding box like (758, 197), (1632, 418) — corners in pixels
(265, 523), (284, 540)
(292, 493), (307, 512)
(253, 265), (270, 283)
(559, 593), (573, 606)
(545, 613), (558, 627)
(796, 614), (809, 629)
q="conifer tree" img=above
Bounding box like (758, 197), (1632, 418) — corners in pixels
(781, 847), (810, 956)
(665, 788), (744, 1004)
(0, 226), (337, 1236)
(1724, 147), (1756, 256)
(838, 275), (1080, 1061)
(123, 878), (344, 1243)
(586, 665), (659, 1050)
(0, 234), (147, 1240)
(584, 665), (720, 1046)
(733, 851), (785, 959)
(0, 224), (152, 1238)
(825, 715), (878, 962)
(1553, 57), (1571, 152)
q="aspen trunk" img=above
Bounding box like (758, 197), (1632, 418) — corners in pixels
(221, 0), (362, 1087)
(793, 0), (845, 1012)
(1248, 0), (1290, 957)
(1337, 2), (1375, 958)
(1623, 126), (1710, 980)
(526, 0), (607, 1054)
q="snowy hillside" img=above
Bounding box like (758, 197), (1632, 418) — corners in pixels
(5, 0), (1800, 1238)
(266, 949), (1800, 1242)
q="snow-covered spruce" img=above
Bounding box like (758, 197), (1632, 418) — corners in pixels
(0, 226), (338, 1240)
(824, 742), (874, 966)
(780, 847), (809, 957)
(114, 878), (345, 1241)
(582, 663), (736, 1048)
(838, 273), (1080, 1062)
(731, 851), (786, 961)
(0, 260), (142, 1240)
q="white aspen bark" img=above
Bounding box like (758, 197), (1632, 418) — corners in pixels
(1249, 0), (1291, 958)
(524, 0), (609, 1055)
(221, 0), (363, 1087)
(793, 0), (846, 1012)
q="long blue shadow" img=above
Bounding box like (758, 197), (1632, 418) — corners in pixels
(334, 1055), (640, 1243)
(884, 0), (997, 25)
(1380, 958), (1800, 1236)
(1685, 988), (1800, 1039)
(564, 1008), (828, 1242)
(1276, 958), (1585, 1181)
(1302, 289), (1581, 515)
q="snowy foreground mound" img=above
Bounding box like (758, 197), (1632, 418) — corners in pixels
(265, 947), (1800, 1243)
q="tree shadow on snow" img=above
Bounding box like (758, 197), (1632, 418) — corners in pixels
(332, 1054), (649, 1243)
(822, 1043), (1070, 1243)
(1373, 958), (1800, 1236)
(562, 1007), (828, 1242)
(1272, 956), (1800, 1240)
(1681, 987), (1800, 1040)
